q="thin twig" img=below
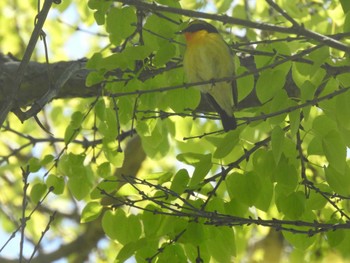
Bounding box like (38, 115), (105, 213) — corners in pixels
(113, 0), (350, 52)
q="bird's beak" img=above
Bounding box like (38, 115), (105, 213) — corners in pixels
(176, 22), (190, 35)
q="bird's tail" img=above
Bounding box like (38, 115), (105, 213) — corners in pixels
(206, 94), (237, 131)
(219, 111), (237, 131)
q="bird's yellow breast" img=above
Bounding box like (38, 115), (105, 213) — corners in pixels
(183, 31), (234, 83)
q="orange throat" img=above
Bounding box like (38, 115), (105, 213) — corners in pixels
(184, 32), (194, 42)
(184, 30), (208, 46)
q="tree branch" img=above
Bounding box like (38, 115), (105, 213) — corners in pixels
(114, 0), (350, 52)
(0, 0), (56, 127)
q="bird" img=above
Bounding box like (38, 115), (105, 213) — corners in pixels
(182, 20), (237, 131)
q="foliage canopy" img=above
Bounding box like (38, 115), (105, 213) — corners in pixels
(1, 0), (350, 262)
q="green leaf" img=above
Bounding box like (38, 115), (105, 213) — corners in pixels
(102, 210), (141, 244)
(117, 238), (151, 263)
(41, 154), (54, 166)
(157, 243), (187, 262)
(224, 199), (249, 217)
(254, 176), (273, 212)
(236, 66), (254, 102)
(64, 111), (84, 144)
(90, 176), (120, 199)
(102, 209), (125, 241)
(271, 126), (285, 164)
(307, 136), (323, 156)
(28, 157), (41, 172)
(98, 107), (117, 139)
(335, 230), (350, 257)
(70, 111), (84, 129)
(305, 183), (329, 211)
(142, 205), (163, 237)
(94, 99), (106, 120)
(308, 47), (330, 69)
(206, 226), (236, 262)
(313, 113), (334, 135)
(106, 7), (136, 45)
(58, 153), (85, 178)
(153, 42), (176, 66)
(67, 170), (93, 200)
(182, 222), (206, 244)
(344, 10), (350, 33)
(232, 4), (247, 20)
(253, 149), (275, 179)
(325, 165), (350, 196)
(267, 89), (289, 125)
(256, 69), (286, 103)
(336, 91), (350, 130)
(293, 47), (328, 77)
(213, 130), (240, 159)
(93, 10), (105, 25)
(163, 86), (201, 113)
(340, 1), (350, 13)
(89, 0), (111, 24)
(299, 80), (316, 102)
(289, 106), (300, 136)
(282, 212), (317, 249)
(102, 139), (125, 167)
(64, 125), (78, 144)
(206, 197), (225, 214)
(189, 154), (212, 187)
(322, 130), (346, 173)
(101, 47), (152, 71)
(143, 14), (179, 48)
(170, 169), (190, 195)
(177, 152), (208, 165)
(97, 162), (111, 178)
(86, 71), (105, 87)
(81, 201), (102, 223)
(86, 52), (103, 69)
(226, 172), (261, 207)
(276, 191), (305, 219)
(46, 174), (65, 195)
(327, 226), (345, 247)
(292, 62), (307, 90)
(124, 46), (153, 63)
(138, 119), (170, 158)
(274, 156), (298, 194)
(215, 0), (232, 13)
(254, 44), (275, 68)
(30, 183), (47, 204)
(59, 154), (93, 200)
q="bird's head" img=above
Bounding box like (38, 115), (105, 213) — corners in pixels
(181, 20), (219, 42)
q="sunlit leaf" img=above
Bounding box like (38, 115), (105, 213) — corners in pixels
(189, 154), (212, 187)
(170, 169), (190, 195)
(102, 210), (141, 245)
(271, 126), (285, 164)
(46, 174), (65, 195)
(30, 183), (47, 204)
(81, 201), (102, 223)
(106, 7), (136, 45)
(322, 130), (346, 173)
(325, 165), (350, 196)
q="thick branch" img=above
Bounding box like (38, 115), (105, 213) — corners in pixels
(0, 60), (100, 108)
(0, 0), (56, 127)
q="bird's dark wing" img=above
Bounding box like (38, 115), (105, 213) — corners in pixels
(206, 94), (237, 131)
